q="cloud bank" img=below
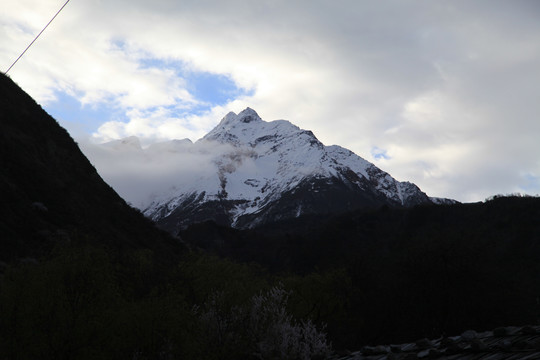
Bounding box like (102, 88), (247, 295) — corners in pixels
(79, 136), (238, 208)
(2, 0), (540, 202)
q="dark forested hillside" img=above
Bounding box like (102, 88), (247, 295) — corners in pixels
(0, 73), (181, 262)
(180, 196), (540, 346)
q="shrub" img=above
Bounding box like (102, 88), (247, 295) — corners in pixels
(195, 285), (332, 359)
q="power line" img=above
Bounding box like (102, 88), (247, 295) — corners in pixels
(5, 0), (71, 74)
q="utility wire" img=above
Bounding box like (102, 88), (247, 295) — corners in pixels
(5, 0), (71, 74)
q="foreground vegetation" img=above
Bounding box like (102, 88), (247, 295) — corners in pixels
(2, 196), (540, 359)
(0, 245), (333, 359)
(180, 195), (540, 348)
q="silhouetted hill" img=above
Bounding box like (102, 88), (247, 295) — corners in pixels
(0, 74), (182, 262)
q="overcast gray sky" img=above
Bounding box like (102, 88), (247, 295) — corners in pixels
(2, 0), (540, 202)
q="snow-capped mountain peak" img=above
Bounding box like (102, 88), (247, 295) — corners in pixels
(205, 108), (263, 141)
(136, 108), (449, 232)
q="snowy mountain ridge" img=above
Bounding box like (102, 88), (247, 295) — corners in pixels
(133, 108), (453, 232)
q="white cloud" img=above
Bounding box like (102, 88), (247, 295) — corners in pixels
(2, 0), (540, 202)
(79, 136), (237, 208)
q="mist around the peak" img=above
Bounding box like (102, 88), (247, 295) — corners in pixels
(79, 137), (238, 208)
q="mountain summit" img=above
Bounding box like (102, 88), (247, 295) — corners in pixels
(138, 108), (453, 233)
